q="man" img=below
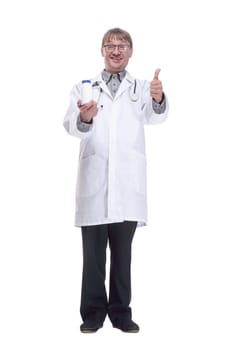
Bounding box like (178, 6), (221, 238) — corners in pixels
(63, 28), (169, 333)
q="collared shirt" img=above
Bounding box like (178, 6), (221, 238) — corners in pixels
(102, 70), (126, 97)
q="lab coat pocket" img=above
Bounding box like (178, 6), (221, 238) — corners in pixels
(77, 154), (106, 197)
(129, 151), (147, 195)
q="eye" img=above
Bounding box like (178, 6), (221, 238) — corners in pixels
(108, 45), (115, 50)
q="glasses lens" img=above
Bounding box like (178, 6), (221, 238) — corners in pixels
(104, 45), (129, 52)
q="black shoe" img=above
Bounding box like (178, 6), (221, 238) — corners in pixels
(112, 319), (140, 333)
(80, 319), (103, 333)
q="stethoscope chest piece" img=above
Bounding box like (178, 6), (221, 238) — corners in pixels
(130, 92), (139, 102)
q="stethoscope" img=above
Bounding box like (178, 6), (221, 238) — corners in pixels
(92, 79), (139, 105)
(129, 79), (139, 102)
(92, 81), (104, 108)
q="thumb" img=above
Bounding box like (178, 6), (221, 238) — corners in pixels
(154, 68), (161, 80)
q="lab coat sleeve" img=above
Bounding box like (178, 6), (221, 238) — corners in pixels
(141, 80), (169, 125)
(63, 84), (94, 139)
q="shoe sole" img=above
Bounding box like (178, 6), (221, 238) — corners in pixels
(113, 326), (139, 333)
(80, 326), (103, 333)
(81, 329), (98, 333)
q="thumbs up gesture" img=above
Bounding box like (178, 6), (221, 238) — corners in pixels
(150, 68), (163, 103)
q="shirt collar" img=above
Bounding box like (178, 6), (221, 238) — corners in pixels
(102, 70), (126, 83)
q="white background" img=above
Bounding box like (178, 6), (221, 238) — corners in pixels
(0, 0), (233, 349)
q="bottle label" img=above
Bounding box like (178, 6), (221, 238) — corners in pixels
(81, 81), (92, 104)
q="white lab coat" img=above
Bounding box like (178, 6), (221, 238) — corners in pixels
(63, 71), (168, 227)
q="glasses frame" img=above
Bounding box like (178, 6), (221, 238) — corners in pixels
(103, 44), (131, 52)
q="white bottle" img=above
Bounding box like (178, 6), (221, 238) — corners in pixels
(81, 80), (92, 104)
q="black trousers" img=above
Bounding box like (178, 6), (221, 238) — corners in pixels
(80, 221), (137, 324)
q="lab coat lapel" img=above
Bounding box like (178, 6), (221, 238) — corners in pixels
(93, 74), (112, 98)
(93, 72), (135, 100)
(114, 72), (134, 100)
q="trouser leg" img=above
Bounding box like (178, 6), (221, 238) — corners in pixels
(80, 224), (108, 323)
(108, 221), (137, 323)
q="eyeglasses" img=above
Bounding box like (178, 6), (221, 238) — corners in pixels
(103, 44), (130, 52)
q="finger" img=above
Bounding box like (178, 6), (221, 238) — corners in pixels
(151, 80), (162, 87)
(151, 84), (162, 94)
(84, 100), (97, 108)
(77, 99), (82, 107)
(154, 68), (161, 80)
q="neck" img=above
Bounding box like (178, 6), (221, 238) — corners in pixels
(104, 69), (124, 74)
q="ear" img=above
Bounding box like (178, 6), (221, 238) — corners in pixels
(129, 48), (133, 58)
(101, 47), (105, 57)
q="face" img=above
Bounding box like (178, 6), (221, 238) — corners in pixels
(101, 37), (133, 73)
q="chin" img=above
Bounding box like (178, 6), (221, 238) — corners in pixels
(111, 63), (123, 70)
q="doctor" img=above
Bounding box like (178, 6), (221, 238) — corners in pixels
(63, 28), (169, 333)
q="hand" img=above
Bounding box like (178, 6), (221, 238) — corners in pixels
(77, 100), (98, 123)
(150, 69), (163, 103)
